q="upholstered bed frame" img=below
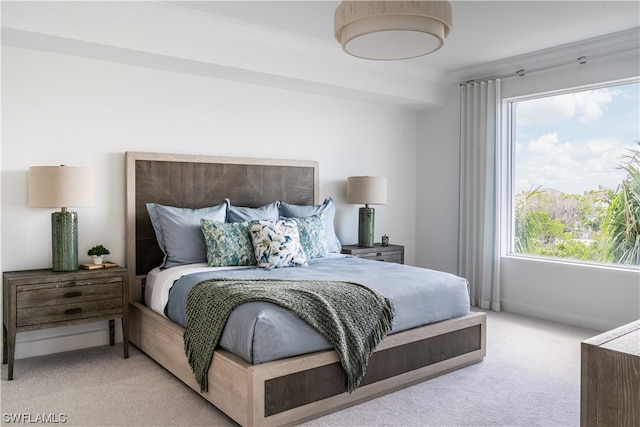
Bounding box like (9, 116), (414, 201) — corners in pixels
(125, 151), (486, 426)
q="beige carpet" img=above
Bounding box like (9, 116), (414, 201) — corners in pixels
(1, 310), (597, 426)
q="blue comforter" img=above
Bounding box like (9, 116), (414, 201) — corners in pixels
(165, 255), (470, 364)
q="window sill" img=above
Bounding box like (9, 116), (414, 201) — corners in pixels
(502, 254), (640, 273)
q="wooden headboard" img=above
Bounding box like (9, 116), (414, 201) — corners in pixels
(125, 152), (319, 302)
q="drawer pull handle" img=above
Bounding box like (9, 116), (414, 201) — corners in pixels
(64, 308), (82, 315)
(376, 252), (383, 256)
(64, 291), (82, 298)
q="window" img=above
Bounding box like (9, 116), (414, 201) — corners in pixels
(508, 79), (640, 266)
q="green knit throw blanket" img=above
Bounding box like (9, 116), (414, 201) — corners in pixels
(184, 278), (395, 394)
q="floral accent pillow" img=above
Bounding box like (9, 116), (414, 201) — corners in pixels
(284, 214), (328, 259)
(249, 219), (308, 269)
(200, 219), (256, 267)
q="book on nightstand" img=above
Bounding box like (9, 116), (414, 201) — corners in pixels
(79, 261), (118, 270)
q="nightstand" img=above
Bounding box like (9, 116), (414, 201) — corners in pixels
(2, 267), (129, 380)
(341, 243), (404, 264)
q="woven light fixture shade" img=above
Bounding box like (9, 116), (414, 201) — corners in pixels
(334, 1), (452, 60)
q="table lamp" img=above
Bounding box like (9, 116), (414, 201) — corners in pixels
(347, 176), (387, 247)
(29, 165), (95, 271)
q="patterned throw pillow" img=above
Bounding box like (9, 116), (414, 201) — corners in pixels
(200, 219), (256, 267)
(284, 214), (328, 259)
(249, 219), (307, 269)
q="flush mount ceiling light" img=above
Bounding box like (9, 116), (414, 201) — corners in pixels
(334, 1), (452, 60)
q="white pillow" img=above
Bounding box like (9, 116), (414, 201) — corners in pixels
(249, 219), (307, 269)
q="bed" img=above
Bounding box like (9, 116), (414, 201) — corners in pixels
(125, 151), (486, 426)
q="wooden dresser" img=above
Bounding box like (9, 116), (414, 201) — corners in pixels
(3, 267), (129, 380)
(581, 320), (640, 427)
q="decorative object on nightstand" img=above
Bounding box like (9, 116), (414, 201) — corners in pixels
(2, 266), (129, 380)
(341, 243), (404, 264)
(79, 261), (118, 270)
(347, 176), (387, 248)
(29, 165), (95, 272)
(381, 234), (389, 247)
(87, 244), (110, 265)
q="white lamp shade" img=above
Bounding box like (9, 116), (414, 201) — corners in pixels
(29, 166), (95, 208)
(347, 176), (387, 205)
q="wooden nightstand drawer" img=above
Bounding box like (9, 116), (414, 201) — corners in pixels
(16, 279), (123, 308)
(17, 298), (123, 327)
(341, 244), (405, 264)
(357, 251), (403, 263)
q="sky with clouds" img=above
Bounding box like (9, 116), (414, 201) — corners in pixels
(514, 80), (639, 195)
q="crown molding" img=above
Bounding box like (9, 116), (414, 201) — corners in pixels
(457, 27), (640, 83)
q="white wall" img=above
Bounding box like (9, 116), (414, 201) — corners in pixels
(416, 46), (640, 332)
(1, 45), (417, 359)
(501, 258), (639, 332)
(416, 80), (461, 274)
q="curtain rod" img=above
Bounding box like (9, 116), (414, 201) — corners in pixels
(461, 45), (639, 86)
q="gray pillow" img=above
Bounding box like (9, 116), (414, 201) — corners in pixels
(146, 201), (228, 269)
(227, 199), (280, 223)
(279, 197), (341, 253)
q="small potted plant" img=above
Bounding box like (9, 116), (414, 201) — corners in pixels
(87, 245), (110, 264)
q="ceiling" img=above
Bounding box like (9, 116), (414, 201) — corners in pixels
(165, 1), (640, 76)
(3, 0), (638, 108)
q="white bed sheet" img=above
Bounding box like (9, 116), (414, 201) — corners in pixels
(145, 263), (252, 314)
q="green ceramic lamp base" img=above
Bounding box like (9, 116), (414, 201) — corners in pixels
(52, 211), (79, 272)
(357, 207), (375, 248)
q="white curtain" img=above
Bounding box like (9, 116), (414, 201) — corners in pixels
(458, 79), (502, 311)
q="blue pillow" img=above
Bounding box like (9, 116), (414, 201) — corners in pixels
(146, 201), (228, 269)
(279, 197), (341, 253)
(200, 219), (256, 267)
(227, 199), (280, 223)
